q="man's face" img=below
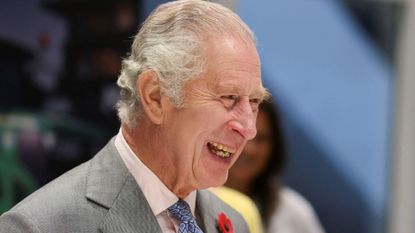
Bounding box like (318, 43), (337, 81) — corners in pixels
(160, 36), (265, 191)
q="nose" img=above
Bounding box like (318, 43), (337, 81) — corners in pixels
(228, 99), (257, 140)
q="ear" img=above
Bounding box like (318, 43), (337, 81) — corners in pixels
(137, 70), (163, 125)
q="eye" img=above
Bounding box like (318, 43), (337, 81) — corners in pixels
(221, 95), (238, 108)
(249, 98), (261, 112)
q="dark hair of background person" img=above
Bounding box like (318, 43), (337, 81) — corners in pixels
(250, 100), (287, 227)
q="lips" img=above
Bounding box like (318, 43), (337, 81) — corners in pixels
(207, 142), (236, 158)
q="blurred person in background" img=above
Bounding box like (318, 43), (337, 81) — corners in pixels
(224, 100), (325, 233)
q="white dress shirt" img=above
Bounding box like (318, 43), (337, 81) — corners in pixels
(114, 129), (197, 233)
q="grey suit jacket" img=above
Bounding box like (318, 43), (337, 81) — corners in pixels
(0, 138), (248, 233)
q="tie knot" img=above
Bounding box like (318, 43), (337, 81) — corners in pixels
(168, 199), (193, 222)
(168, 199), (204, 233)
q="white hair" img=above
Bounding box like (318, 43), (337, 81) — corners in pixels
(116, 0), (256, 129)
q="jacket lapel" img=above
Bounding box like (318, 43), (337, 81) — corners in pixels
(196, 190), (218, 233)
(197, 190), (250, 233)
(84, 138), (162, 233)
(99, 175), (161, 233)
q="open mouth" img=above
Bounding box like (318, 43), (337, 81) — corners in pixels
(207, 142), (236, 158)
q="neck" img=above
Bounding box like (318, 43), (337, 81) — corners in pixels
(121, 123), (195, 199)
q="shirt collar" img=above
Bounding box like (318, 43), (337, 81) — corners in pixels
(114, 128), (197, 216)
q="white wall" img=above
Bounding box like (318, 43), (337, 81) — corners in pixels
(389, 0), (415, 232)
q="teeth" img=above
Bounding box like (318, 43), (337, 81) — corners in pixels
(208, 142), (235, 158)
(215, 151), (229, 158)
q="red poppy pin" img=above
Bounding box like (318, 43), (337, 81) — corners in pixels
(216, 212), (234, 233)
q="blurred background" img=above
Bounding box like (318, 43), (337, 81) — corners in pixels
(0, 0), (414, 233)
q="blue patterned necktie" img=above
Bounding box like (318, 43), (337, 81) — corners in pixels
(168, 199), (204, 233)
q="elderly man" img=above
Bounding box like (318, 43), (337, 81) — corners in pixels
(0, 1), (267, 232)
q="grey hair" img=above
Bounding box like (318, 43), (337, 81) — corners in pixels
(116, 0), (256, 129)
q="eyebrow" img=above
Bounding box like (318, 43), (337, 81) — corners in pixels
(261, 87), (271, 100)
(212, 82), (269, 99)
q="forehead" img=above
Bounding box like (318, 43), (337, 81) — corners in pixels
(202, 36), (265, 96)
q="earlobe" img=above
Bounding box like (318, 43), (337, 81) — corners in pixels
(137, 70), (163, 124)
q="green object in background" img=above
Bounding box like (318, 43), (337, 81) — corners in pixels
(0, 130), (37, 213)
(0, 110), (109, 214)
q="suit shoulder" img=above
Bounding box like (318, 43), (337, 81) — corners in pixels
(0, 209), (41, 233)
(12, 160), (90, 212)
(0, 158), (104, 232)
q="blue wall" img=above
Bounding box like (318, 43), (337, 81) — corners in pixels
(237, 0), (392, 233)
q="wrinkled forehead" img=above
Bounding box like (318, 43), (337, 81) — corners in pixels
(201, 36), (266, 96)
